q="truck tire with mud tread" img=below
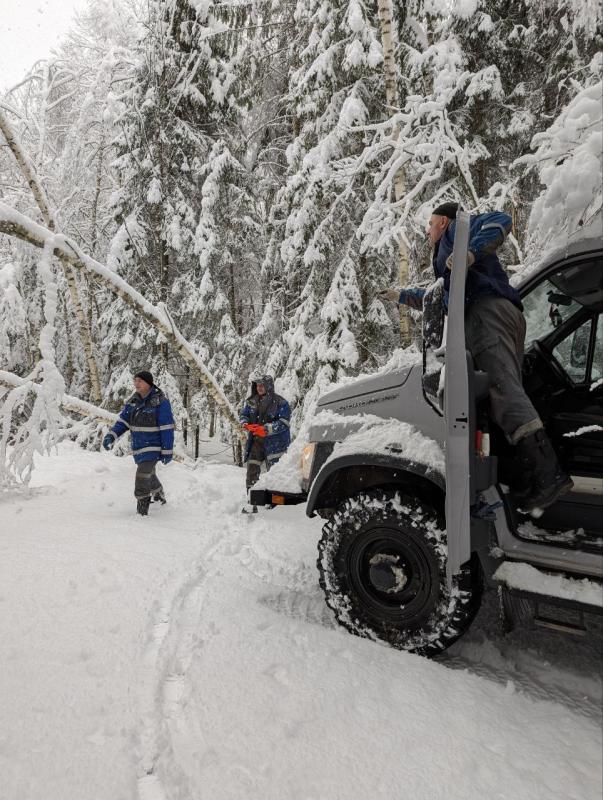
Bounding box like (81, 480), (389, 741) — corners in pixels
(317, 490), (482, 656)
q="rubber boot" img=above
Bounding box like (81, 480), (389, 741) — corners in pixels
(137, 496), (151, 516)
(152, 490), (166, 505)
(514, 429), (573, 513)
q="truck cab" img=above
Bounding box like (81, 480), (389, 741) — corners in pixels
(251, 211), (602, 655)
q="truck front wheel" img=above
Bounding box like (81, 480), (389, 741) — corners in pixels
(317, 491), (481, 656)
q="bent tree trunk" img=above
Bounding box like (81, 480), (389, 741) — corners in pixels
(0, 204), (246, 442)
(0, 107), (102, 403)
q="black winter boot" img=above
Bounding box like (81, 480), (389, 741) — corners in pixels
(514, 429), (573, 513)
(152, 490), (166, 505)
(137, 496), (151, 516)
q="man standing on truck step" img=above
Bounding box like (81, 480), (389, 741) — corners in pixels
(380, 202), (573, 513)
(102, 370), (175, 516)
(240, 374), (291, 513)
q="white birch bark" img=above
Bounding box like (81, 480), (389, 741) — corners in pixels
(0, 204), (246, 441)
(0, 106), (103, 404)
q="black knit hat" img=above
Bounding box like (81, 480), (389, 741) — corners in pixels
(134, 370), (154, 386)
(432, 202), (459, 220)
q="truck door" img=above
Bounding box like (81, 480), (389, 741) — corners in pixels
(443, 211), (472, 585)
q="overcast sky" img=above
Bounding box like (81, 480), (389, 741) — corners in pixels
(0, 0), (87, 91)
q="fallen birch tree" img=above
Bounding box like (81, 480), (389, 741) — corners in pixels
(0, 202), (246, 441)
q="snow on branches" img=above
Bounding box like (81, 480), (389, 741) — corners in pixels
(0, 240), (66, 487)
(519, 80), (603, 260)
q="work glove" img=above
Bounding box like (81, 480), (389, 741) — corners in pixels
(446, 250), (475, 270)
(378, 288), (401, 303)
(102, 434), (114, 451)
(246, 423), (267, 438)
(161, 455), (172, 465)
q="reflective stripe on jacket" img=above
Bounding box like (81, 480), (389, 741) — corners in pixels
(110, 386), (175, 463)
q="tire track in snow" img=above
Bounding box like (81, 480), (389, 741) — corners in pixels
(135, 509), (330, 799)
(134, 525), (228, 800)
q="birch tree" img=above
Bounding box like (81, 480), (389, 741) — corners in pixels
(0, 107), (102, 402)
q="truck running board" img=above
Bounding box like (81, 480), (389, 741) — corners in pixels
(494, 560), (603, 621)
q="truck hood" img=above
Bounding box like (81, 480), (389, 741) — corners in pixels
(316, 364), (415, 412)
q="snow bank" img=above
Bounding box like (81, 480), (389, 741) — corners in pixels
(495, 561), (603, 607)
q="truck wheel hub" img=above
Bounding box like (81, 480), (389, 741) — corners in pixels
(369, 553), (408, 594)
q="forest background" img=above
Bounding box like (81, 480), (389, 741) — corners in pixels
(0, 0), (601, 469)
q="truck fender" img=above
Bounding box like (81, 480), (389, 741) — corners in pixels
(306, 452), (445, 518)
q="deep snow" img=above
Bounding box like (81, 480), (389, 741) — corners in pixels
(1, 443), (601, 800)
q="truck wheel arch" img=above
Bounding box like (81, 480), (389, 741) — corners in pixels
(306, 453), (446, 518)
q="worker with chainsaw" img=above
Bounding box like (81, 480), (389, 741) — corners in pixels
(380, 201), (572, 513)
(240, 374), (291, 512)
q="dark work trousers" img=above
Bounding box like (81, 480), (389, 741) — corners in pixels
(135, 460), (163, 499)
(246, 437), (279, 490)
(465, 296), (542, 444)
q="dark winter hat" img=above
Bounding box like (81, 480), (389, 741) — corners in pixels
(134, 370), (154, 386)
(432, 202), (459, 220)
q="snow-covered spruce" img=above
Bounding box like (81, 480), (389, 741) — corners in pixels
(317, 491), (481, 656)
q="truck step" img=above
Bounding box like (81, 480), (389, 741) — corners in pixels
(533, 615), (587, 635)
(493, 561), (603, 614)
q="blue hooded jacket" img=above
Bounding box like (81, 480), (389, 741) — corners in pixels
(399, 211), (522, 311)
(240, 375), (291, 463)
(109, 386), (175, 464)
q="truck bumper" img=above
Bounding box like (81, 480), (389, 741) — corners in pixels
(249, 488), (307, 507)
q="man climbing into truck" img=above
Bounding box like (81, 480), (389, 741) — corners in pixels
(381, 202), (573, 513)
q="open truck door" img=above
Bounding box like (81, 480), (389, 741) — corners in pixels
(421, 210), (495, 586)
(443, 210), (472, 586)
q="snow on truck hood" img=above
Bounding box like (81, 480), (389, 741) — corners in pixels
(313, 411), (445, 476)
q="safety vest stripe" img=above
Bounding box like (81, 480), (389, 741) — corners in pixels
(132, 446), (162, 455)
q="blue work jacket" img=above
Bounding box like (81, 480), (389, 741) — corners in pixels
(240, 391), (291, 463)
(109, 386), (175, 463)
(399, 212), (522, 311)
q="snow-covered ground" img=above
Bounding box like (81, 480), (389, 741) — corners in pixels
(1, 444), (601, 800)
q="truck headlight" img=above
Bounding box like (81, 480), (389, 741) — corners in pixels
(300, 443), (316, 482)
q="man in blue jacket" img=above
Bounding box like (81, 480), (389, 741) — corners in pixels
(102, 370), (175, 516)
(382, 202), (572, 512)
(240, 374), (291, 512)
